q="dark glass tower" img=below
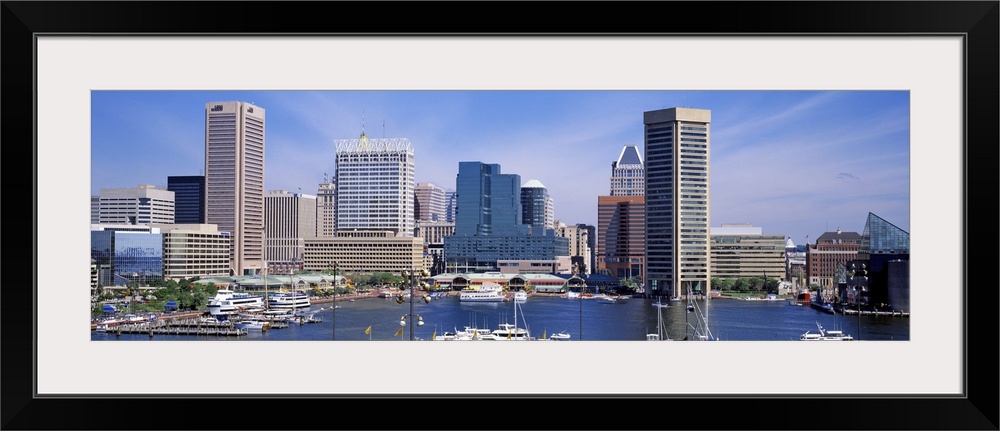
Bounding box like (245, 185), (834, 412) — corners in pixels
(167, 175), (206, 224)
(445, 161), (567, 273)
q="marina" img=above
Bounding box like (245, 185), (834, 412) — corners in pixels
(93, 293), (909, 342)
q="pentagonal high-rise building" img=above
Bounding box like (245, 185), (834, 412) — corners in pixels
(644, 107), (711, 299)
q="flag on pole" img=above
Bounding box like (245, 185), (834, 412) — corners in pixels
(365, 325), (371, 335)
(394, 327), (403, 337)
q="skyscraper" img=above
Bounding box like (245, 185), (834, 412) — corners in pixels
(204, 101), (265, 276)
(334, 132), (415, 237)
(520, 179), (550, 231)
(610, 145), (644, 196)
(598, 195), (645, 279)
(644, 107), (711, 298)
(265, 190), (318, 265)
(444, 190), (458, 223)
(598, 146), (645, 281)
(317, 175), (336, 237)
(167, 175), (205, 224)
(415, 182), (446, 222)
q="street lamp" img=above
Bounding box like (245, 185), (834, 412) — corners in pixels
(848, 263), (868, 340)
(398, 269), (431, 340)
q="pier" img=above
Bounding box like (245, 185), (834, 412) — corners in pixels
(838, 308), (909, 317)
(103, 319), (248, 337)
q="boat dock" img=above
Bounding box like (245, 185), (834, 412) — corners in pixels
(101, 318), (249, 337)
(838, 308), (909, 317)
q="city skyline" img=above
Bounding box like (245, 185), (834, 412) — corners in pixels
(91, 90), (910, 244)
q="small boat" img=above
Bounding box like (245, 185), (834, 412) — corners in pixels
(94, 323), (110, 333)
(597, 295), (617, 304)
(513, 291), (528, 303)
(548, 330), (571, 341)
(652, 296), (670, 308)
(234, 320), (271, 331)
(789, 289), (811, 306)
(800, 321), (853, 341)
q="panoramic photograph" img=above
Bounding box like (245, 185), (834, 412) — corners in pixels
(89, 90), (911, 343)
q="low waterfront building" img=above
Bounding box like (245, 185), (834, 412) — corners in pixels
(807, 227), (862, 295)
(710, 223), (787, 283)
(301, 230), (425, 275)
(153, 223), (231, 281)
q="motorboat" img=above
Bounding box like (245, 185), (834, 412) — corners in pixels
(459, 282), (505, 302)
(492, 322), (531, 340)
(513, 291), (528, 303)
(234, 319), (271, 331)
(547, 330), (571, 341)
(596, 295), (617, 304)
(207, 289), (266, 316)
(799, 321), (853, 341)
(492, 300), (534, 340)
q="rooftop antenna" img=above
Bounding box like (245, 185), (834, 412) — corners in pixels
(383, 116), (386, 138)
(362, 110), (366, 135)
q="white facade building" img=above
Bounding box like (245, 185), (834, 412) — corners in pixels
(610, 145), (644, 196)
(97, 184), (175, 225)
(334, 132), (415, 237)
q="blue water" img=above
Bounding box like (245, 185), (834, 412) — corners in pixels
(91, 296), (909, 342)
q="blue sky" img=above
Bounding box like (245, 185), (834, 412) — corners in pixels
(91, 90), (910, 245)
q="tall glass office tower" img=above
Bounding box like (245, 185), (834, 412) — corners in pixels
(644, 107), (711, 299)
(167, 175), (205, 224)
(520, 179), (550, 231)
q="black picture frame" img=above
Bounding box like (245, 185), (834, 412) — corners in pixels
(4, 2), (997, 430)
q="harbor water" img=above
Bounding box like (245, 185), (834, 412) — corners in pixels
(92, 295), (909, 342)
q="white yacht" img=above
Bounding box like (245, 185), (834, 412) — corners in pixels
(800, 321), (854, 341)
(267, 291), (311, 310)
(207, 289), (266, 316)
(513, 291), (528, 303)
(459, 282), (505, 302)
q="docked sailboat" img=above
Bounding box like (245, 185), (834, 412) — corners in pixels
(687, 288), (717, 341)
(492, 299), (534, 340)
